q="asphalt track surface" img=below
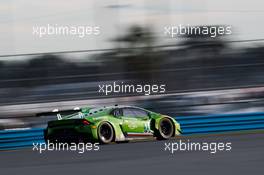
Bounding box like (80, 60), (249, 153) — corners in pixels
(1, 132), (264, 175)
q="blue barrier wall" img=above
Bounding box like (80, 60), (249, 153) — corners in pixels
(175, 112), (264, 134)
(1, 112), (264, 150)
(0, 128), (44, 150)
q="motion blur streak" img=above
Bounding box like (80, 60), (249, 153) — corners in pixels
(1, 32), (264, 129)
(1, 1), (264, 175)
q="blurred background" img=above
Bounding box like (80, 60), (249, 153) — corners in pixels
(0, 0), (264, 129)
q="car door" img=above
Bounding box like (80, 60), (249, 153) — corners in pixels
(121, 107), (152, 136)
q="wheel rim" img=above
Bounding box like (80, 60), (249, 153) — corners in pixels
(160, 119), (173, 138)
(99, 123), (113, 142)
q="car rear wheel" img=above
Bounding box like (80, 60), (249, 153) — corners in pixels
(97, 122), (114, 144)
(157, 118), (174, 140)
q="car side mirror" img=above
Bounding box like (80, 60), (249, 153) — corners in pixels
(143, 116), (149, 120)
(148, 113), (153, 118)
(112, 112), (121, 118)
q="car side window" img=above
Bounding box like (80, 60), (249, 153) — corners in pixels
(133, 109), (148, 117)
(122, 108), (148, 118)
(122, 108), (135, 117)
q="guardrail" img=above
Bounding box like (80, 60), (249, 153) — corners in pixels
(176, 112), (264, 134)
(1, 112), (264, 150)
(0, 128), (44, 150)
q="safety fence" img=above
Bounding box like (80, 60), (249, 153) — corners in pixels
(1, 112), (264, 150)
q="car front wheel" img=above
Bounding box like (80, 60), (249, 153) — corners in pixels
(157, 118), (174, 140)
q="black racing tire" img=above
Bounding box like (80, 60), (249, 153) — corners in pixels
(97, 122), (115, 144)
(156, 118), (174, 140)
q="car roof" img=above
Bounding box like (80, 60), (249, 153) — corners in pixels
(84, 105), (150, 116)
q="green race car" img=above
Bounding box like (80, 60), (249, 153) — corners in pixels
(44, 105), (181, 144)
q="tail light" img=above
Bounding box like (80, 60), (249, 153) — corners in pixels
(82, 120), (90, 125)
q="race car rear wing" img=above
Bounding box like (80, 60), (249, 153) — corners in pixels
(36, 107), (82, 120)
